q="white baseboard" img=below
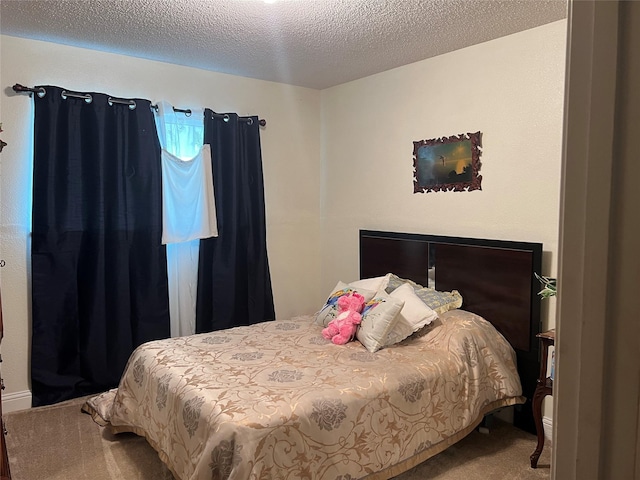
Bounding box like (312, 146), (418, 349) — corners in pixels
(543, 415), (553, 445)
(2, 390), (32, 413)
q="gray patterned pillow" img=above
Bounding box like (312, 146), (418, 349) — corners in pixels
(384, 273), (462, 315)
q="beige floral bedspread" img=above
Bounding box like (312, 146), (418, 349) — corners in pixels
(85, 309), (524, 480)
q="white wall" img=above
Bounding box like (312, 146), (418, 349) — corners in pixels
(0, 35), (323, 407)
(321, 21), (565, 323)
(321, 20), (566, 422)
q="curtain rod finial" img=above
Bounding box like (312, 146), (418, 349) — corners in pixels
(12, 83), (46, 97)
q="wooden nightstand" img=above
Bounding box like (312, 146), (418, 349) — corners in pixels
(530, 328), (554, 468)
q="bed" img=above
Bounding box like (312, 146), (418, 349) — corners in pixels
(84, 230), (542, 480)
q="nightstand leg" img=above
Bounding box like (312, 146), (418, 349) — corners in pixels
(530, 385), (548, 468)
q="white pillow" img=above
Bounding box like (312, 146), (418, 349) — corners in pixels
(356, 290), (404, 353)
(385, 283), (439, 346)
(349, 274), (390, 293)
(315, 281), (376, 327)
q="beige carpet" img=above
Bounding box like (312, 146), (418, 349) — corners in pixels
(4, 396), (551, 480)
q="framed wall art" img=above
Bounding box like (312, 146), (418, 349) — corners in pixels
(413, 131), (482, 193)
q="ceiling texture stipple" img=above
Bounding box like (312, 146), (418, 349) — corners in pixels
(0, 0), (567, 90)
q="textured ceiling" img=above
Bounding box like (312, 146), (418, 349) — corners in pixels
(0, 0), (567, 90)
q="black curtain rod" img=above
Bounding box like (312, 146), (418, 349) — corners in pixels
(12, 83), (266, 127)
(148, 104), (266, 126)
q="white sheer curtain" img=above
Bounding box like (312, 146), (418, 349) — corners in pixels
(154, 101), (216, 337)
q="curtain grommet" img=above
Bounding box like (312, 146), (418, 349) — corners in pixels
(61, 90), (92, 104)
(108, 97), (137, 110)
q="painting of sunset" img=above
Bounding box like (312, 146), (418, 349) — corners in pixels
(413, 131), (482, 193)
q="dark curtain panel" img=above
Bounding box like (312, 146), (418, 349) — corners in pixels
(196, 111), (275, 332)
(31, 86), (170, 407)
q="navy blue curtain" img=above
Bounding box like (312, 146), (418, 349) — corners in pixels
(30, 86), (170, 407)
(196, 111), (275, 332)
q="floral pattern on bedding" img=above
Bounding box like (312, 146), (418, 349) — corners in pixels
(85, 310), (524, 480)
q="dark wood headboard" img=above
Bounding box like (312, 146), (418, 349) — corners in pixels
(359, 230), (542, 433)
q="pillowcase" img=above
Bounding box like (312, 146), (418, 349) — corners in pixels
(385, 273), (463, 315)
(384, 283), (439, 346)
(412, 287), (463, 315)
(315, 281), (376, 327)
(349, 274), (390, 292)
(356, 291), (404, 353)
(385, 273), (424, 292)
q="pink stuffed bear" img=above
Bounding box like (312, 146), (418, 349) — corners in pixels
(322, 292), (365, 345)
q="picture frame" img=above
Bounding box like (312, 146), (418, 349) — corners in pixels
(413, 131), (482, 193)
